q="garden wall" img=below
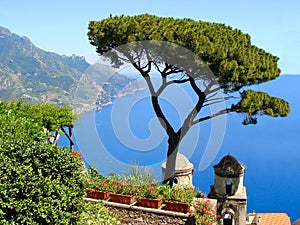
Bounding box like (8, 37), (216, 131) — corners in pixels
(86, 198), (196, 225)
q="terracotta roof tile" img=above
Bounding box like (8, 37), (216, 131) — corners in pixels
(257, 213), (291, 225)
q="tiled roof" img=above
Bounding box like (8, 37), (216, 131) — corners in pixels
(257, 213), (291, 225)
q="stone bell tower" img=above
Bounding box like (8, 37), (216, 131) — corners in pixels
(208, 155), (247, 225)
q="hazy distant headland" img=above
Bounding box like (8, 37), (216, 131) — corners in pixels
(0, 25), (143, 112)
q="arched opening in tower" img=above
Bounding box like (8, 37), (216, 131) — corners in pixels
(223, 213), (234, 225)
(226, 181), (232, 195)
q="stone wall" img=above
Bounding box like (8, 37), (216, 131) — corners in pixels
(86, 198), (195, 225)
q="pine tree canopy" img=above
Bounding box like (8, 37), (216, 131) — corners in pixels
(88, 14), (289, 123)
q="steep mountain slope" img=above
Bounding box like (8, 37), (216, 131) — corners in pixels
(0, 26), (141, 111)
(0, 26), (88, 101)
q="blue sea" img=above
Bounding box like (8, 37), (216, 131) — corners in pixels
(61, 74), (300, 223)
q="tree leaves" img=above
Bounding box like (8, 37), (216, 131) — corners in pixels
(0, 100), (84, 224)
(87, 14), (290, 124)
(88, 14), (281, 92)
(234, 89), (290, 124)
(0, 99), (77, 131)
(239, 90), (290, 117)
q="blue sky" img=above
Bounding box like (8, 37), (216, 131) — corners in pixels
(0, 0), (299, 74)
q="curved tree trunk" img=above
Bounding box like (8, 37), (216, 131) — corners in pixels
(136, 64), (206, 187)
(163, 135), (180, 186)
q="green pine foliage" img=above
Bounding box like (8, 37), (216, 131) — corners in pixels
(0, 100), (84, 224)
(88, 14), (281, 92)
(88, 14), (290, 124)
(239, 89), (290, 119)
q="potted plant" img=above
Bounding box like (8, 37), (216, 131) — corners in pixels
(136, 184), (163, 209)
(109, 180), (136, 205)
(162, 184), (196, 213)
(86, 179), (111, 200)
(85, 166), (110, 200)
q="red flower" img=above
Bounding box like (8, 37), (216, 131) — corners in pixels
(70, 149), (82, 161)
(188, 209), (194, 214)
(149, 186), (154, 190)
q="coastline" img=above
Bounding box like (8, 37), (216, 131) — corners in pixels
(72, 87), (145, 114)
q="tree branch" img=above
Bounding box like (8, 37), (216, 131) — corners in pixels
(173, 78), (190, 84)
(131, 61), (175, 137)
(192, 107), (240, 125)
(202, 99), (226, 108)
(151, 95), (175, 137)
(177, 78), (206, 140)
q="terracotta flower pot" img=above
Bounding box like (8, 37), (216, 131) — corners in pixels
(86, 188), (109, 200)
(165, 201), (190, 213)
(137, 198), (162, 209)
(110, 193), (135, 205)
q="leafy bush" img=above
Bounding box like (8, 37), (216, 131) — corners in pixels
(84, 166), (107, 191)
(0, 100), (85, 224)
(77, 202), (118, 225)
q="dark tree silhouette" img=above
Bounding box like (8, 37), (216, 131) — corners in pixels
(88, 14), (290, 185)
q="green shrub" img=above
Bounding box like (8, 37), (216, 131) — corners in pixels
(0, 100), (84, 224)
(77, 201), (118, 225)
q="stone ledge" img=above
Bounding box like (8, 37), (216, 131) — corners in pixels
(85, 198), (195, 225)
(85, 197), (191, 218)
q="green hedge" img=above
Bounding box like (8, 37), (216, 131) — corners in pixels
(0, 100), (85, 224)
